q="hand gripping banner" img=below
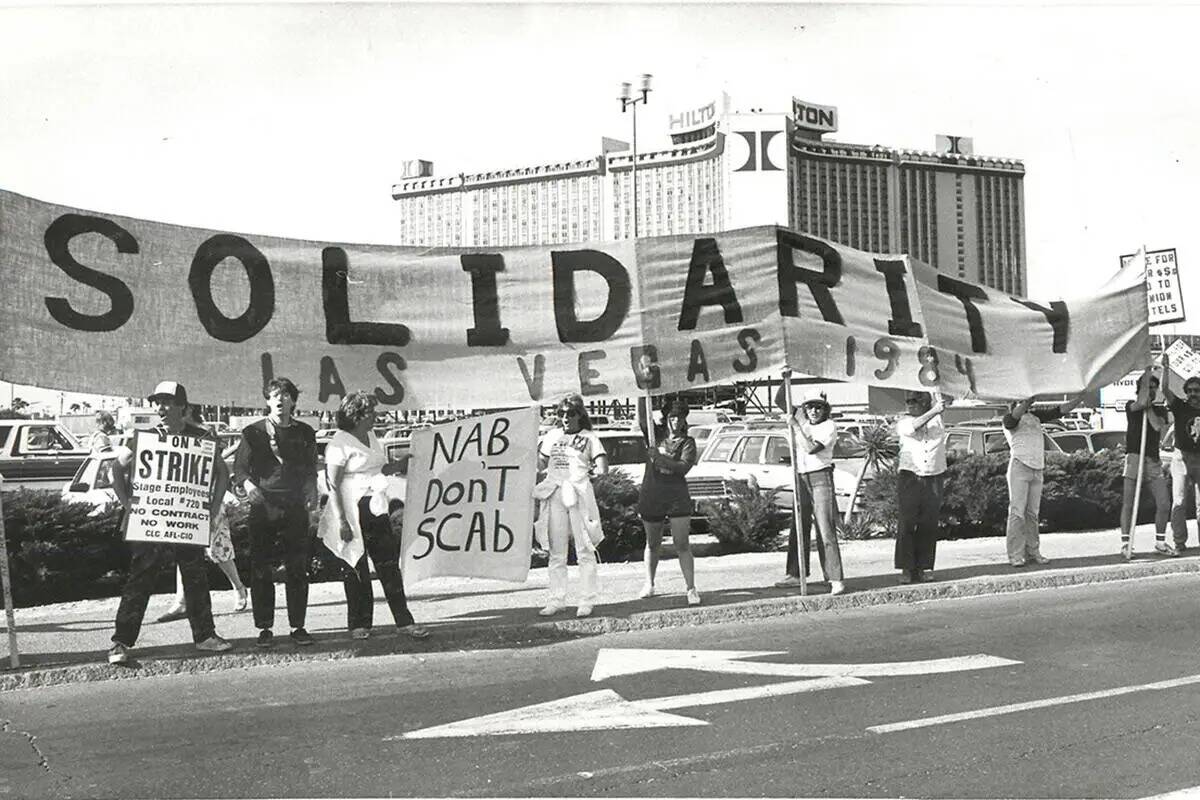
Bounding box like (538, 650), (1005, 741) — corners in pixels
(0, 188), (1149, 407)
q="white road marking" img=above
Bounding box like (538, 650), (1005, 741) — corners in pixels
(868, 673), (1200, 734)
(592, 648), (1020, 681)
(1140, 785), (1200, 799)
(642, 676), (869, 711)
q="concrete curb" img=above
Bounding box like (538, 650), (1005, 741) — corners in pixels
(4, 556), (1198, 693)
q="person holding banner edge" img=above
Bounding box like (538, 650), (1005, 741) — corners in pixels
(232, 377), (319, 649)
(636, 398), (701, 606)
(106, 381), (233, 665)
(323, 391), (429, 641)
(1119, 368), (1174, 559)
(1160, 353), (1200, 549)
(773, 377), (846, 596)
(894, 391), (947, 583)
(1002, 393), (1085, 567)
(534, 394), (608, 618)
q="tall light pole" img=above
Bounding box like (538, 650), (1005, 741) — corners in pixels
(619, 73), (652, 239)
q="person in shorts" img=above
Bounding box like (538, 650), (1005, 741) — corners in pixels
(636, 399), (700, 606)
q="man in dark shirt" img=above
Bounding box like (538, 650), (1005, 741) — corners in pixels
(232, 377), (319, 648)
(107, 380), (233, 664)
(1161, 354), (1200, 551)
(1120, 368), (1172, 559)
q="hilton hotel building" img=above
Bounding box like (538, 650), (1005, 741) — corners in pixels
(391, 94), (1027, 295)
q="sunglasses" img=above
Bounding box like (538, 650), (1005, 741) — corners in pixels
(557, 408), (581, 417)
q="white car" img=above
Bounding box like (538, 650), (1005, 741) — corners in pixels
(595, 428), (650, 483)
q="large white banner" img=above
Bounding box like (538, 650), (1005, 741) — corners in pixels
(0, 188), (1150, 406)
(124, 430), (216, 546)
(401, 408), (538, 583)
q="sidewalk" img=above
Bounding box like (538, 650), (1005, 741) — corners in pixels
(3, 525), (1199, 691)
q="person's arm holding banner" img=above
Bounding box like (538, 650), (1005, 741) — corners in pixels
(909, 393), (946, 432)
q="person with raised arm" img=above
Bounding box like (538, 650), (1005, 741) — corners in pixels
(894, 390), (947, 583)
(1160, 353), (1200, 552)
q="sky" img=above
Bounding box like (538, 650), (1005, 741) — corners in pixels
(1, 1), (1197, 409)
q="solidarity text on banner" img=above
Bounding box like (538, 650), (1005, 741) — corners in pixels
(401, 408), (538, 584)
(124, 429), (216, 546)
(0, 188), (1149, 406)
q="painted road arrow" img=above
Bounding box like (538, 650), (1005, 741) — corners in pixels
(396, 649), (1021, 739)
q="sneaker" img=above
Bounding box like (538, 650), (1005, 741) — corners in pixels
(400, 623), (431, 639)
(1028, 554), (1050, 565)
(256, 629), (275, 649)
(538, 604), (564, 617)
(1010, 559), (1027, 567)
(350, 627), (370, 640)
(898, 572), (913, 585)
(1120, 544), (1133, 561)
(195, 635), (232, 653)
(637, 582), (655, 599)
(686, 589), (701, 606)
(107, 643), (131, 665)
(829, 580), (846, 596)
(576, 605), (593, 618)
(155, 606), (188, 623)
(1176, 542), (1189, 553)
(920, 570), (934, 582)
(774, 575), (804, 588)
(1155, 542), (1180, 557)
(290, 628), (315, 646)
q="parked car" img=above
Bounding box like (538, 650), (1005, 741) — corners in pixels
(596, 428), (650, 483)
(0, 419), (89, 491)
(685, 426), (868, 527)
(944, 425), (1064, 458)
(1050, 429), (1126, 454)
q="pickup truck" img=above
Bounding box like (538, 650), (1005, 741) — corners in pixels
(0, 419), (91, 491)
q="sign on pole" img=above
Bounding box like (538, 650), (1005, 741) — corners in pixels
(124, 430), (216, 546)
(402, 408), (539, 584)
(1122, 248), (1186, 325)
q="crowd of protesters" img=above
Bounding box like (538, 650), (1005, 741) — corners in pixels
(96, 354), (1200, 664)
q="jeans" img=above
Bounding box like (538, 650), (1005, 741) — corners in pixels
(1006, 459), (1044, 563)
(1120, 455), (1170, 542)
(113, 542), (214, 647)
(248, 498), (312, 631)
(546, 486), (598, 605)
(1171, 452), (1200, 547)
(784, 467), (843, 581)
(343, 496), (415, 630)
(895, 470), (944, 572)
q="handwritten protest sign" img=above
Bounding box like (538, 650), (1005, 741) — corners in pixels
(124, 430), (216, 546)
(1121, 248), (1186, 326)
(401, 408), (538, 583)
(0, 188), (1149, 404)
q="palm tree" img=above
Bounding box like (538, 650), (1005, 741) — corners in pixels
(843, 423), (898, 525)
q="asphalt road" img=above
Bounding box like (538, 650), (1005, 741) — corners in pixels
(5, 575), (1200, 799)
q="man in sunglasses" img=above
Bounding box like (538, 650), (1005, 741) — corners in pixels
(1161, 353), (1200, 549)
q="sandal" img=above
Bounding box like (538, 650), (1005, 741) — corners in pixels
(401, 623), (431, 639)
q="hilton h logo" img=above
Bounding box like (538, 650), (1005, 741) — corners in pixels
(945, 136), (966, 154)
(734, 130), (782, 172)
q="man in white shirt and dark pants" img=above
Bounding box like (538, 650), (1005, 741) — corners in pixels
(894, 391), (947, 584)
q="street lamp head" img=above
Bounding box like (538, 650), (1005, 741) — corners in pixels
(639, 73), (653, 102)
(619, 81), (632, 108)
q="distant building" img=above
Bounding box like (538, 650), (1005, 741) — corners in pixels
(391, 94), (1026, 295)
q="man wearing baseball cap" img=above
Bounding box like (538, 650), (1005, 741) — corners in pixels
(106, 380), (233, 665)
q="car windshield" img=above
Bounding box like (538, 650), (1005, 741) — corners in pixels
(1091, 431), (1125, 451)
(602, 436), (648, 465)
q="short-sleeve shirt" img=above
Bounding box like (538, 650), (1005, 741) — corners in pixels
(792, 416), (837, 474)
(324, 430), (386, 501)
(1170, 398), (1200, 454)
(539, 428), (606, 483)
(1124, 402), (1167, 457)
(896, 415), (947, 476)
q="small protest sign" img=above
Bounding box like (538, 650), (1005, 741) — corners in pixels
(124, 429), (216, 546)
(1166, 339), (1200, 380)
(401, 408), (538, 584)
(1122, 248), (1186, 326)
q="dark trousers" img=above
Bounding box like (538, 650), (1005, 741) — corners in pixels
(248, 498), (312, 631)
(784, 467), (844, 581)
(895, 470), (944, 571)
(343, 496), (415, 630)
(113, 542), (214, 647)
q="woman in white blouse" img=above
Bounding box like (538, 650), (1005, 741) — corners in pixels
(325, 392), (429, 640)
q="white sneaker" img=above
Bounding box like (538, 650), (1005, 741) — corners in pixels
(539, 604), (564, 617)
(686, 589), (701, 606)
(1121, 544), (1133, 561)
(107, 643), (131, 665)
(576, 605), (593, 618)
(829, 580), (846, 596)
(1155, 542), (1180, 557)
(637, 582), (655, 599)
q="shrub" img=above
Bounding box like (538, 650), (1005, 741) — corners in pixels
(700, 481), (787, 552)
(1, 489), (127, 607)
(592, 471), (646, 562)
